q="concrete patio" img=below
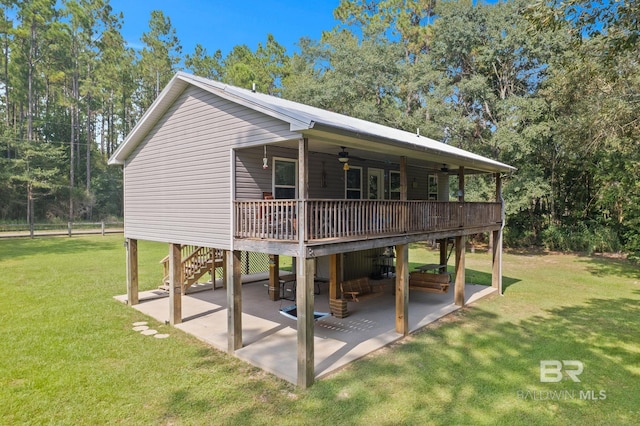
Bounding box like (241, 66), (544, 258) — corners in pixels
(115, 277), (496, 385)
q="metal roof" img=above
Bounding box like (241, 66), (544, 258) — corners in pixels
(109, 72), (515, 173)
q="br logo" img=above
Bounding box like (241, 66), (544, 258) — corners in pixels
(540, 360), (584, 382)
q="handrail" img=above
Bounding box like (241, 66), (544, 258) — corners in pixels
(161, 245), (223, 290)
(234, 199), (502, 241)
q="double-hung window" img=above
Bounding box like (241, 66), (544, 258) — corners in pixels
(389, 171), (401, 200)
(345, 166), (363, 199)
(273, 158), (297, 199)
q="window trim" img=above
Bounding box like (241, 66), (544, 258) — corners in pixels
(272, 157), (298, 199)
(345, 166), (363, 199)
(389, 170), (401, 200)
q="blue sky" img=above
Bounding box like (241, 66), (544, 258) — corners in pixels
(108, 0), (341, 56)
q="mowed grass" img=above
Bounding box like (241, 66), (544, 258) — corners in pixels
(1, 236), (639, 425)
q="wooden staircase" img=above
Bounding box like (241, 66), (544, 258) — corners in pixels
(160, 245), (224, 293)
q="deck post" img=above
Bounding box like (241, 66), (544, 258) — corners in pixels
(492, 229), (503, 293)
(400, 156), (407, 232)
(296, 137), (315, 388)
(492, 173), (503, 294)
(296, 257), (315, 388)
(125, 238), (138, 306)
(329, 253), (348, 318)
(439, 239), (448, 272)
(329, 253), (340, 300)
(454, 236), (465, 306)
(227, 249), (242, 352)
(268, 254), (280, 300)
(169, 243), (182, 325)
(395, 243), (409, 335)
(222, 250), (227, 289)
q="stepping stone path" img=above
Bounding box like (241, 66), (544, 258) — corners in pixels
(132, 321), (169, 339)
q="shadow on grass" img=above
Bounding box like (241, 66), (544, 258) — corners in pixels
(158, 286), (637, 424)
(283, 295), (640, 425)
(505, 246), (551, 257)
(577, 255), (640, 280)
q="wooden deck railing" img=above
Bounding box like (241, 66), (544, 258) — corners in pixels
(234, 200), (501, 241)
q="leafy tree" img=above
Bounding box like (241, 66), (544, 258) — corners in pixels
(184, 44), (223, 80)
(134, 10), (182, 113)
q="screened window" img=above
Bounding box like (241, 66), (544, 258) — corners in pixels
(273, 158), (297, 199)
(428, 174), (438, 200)
(389, 171), (401, 200)
(345, 167), (362, 199)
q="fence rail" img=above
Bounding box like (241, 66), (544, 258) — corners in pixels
(0, 222), (124, 238)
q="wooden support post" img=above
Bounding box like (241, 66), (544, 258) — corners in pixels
(329, 253), (340, 300)
(268, 254), (280, 301)
(454, 236), (465, 306)
(439, 239), (448, 271)
(400, 157), (407, 200)
(492, 173), (504, 294)
(492, 229), (503, 294)
(226, 249), (242, 352)
(296, 257), (315, 388)
(222, 250), (228, 289)
(126, 238), (138, 306)
(395, 243), (409, 335)
(458, 166), (465, 227)
(68, 222), (72, 237)
(329, 253), (348, 318)
(458, 166), (465, 202)
(400, 156), (407, 232)
(169, 243), (182, 325)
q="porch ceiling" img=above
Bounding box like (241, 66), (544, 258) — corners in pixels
(270, 132), (507, 175)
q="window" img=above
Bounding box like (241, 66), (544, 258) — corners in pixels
(389, 171), (400, 200)
(428, 174), (438, 200)
(273, 158), (297, 199)
(367, 168), (384, 199)
(345, 166), (362, 199)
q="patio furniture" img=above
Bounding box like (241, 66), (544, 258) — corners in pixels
(340, 277), (385, 302)
(414, 263), (447, 273)
(409, 271), (450, 293)
(277, 274), (323, 301)
(279, 274), (297, 301)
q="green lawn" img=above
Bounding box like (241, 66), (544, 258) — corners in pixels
(1, 236), (638, 425)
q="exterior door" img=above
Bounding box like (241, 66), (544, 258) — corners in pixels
(368, 168), (384, 200)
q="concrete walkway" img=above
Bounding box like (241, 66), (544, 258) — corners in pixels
(115, 279), (496, 384)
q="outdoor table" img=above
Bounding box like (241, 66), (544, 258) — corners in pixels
(414, 263), (447, 273)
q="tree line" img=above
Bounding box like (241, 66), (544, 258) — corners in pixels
(1, 0), (638, 260)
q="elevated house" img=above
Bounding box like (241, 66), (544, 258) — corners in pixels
(109, 72), (515, 387)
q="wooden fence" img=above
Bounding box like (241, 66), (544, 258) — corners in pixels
(0, 222), (124, 238)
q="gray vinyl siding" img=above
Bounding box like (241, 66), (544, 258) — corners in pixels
(124, 85), (298, 247)
(343, 248), (388, 280)
(315, 249), (387, 282)
(235, 145), (298, 199)
(235, 145), (434, 201)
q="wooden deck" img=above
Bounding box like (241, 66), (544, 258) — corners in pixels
(234, 199), (502, 242)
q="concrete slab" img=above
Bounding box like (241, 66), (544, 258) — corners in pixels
(115, 279), (495, 385)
